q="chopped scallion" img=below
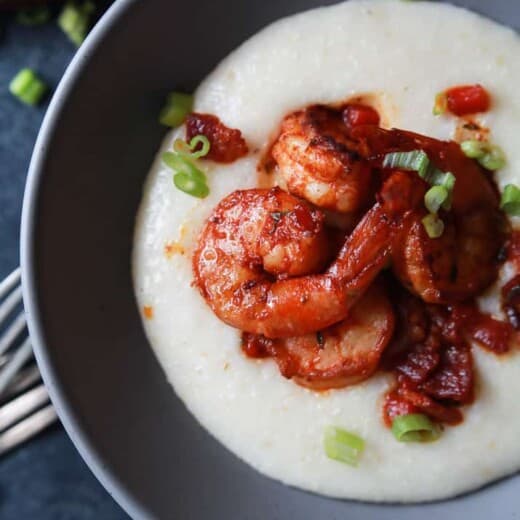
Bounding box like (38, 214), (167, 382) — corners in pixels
(500, 184), (520, 216)
(479, 145), (506, 171)
(323, 426), (365, 467)
(162, 152), (206, 182)
(422, 213), (445, 239)
(188, 135), (211, 159)
(460, 140), (487, 159)
(16, 6), (51, 26)
(460, 140), (506, 171)
(382, 150), (430, 178)
(433, 92), (448, 116)
(173, 135), (211, 159)
(424, 185), (448, 214)
(159, 92), (194, 128)
(391, 413), (441, 442)
(58, 1), (96, 46)
(9, 68), (48, 106)
(173, 172), (209, 198)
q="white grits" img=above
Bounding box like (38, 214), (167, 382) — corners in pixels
(133, 0), (520, 502)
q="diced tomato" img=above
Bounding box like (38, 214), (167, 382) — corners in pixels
(343, 104), (380, 127)
(445, 84), (491, 116)
(186, 113), (248, 163)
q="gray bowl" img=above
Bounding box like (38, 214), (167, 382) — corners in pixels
(20, 0), (519, 518)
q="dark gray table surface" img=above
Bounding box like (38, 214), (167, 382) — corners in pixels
(0, 8), (128, 520)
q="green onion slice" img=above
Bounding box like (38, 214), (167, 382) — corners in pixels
(461, 140), (506, 171)
(162, 152), (206, 182)
(323, 426), (365, 467)
(422, 213), (445, 239)
(500, 184), (520, 216)
(159, 92), (194, 128)
(433, 92), (448, 116)
(383, 150), (430, 178)
(9, 68), (48, 106)
(391, 413), (441, 443)
(479, 145), (506, 171)
(58, 1), (96, 46)
(173, 135), (211, 159)
(424, 185), (448, 214)
(16, 6), (51, 26)
(188, 135), (211, 159)
(460, 140), (487, 159)
(173, 172), (209, 199)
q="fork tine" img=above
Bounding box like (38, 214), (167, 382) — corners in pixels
(0, 384), (49, 432)
(0, 311), (26, 357)
(0, 339), (33, 396)
(1, 364), (41, 403)
(0, 404), (57, 457)
(0, 268), (21, 300)
(0, 285), (23, 324)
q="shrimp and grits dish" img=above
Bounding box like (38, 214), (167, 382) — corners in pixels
(133, 0), (520, 502)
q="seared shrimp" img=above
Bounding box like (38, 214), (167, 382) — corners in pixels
(193, 187), (395, 338)
(271, 105), (372, 213)
(359, 127), (507, 304)
(248, 283), (395, 390)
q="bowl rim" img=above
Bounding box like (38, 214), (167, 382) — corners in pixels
(20, 0), (147, 518)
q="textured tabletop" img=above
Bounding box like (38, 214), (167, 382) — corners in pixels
(0, 8), (128, 520)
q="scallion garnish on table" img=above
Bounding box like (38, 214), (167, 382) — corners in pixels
(16, 6), (51, 26)
(162, 135), (211, 198)
(58, 0), (96, 46)
(391, 413), (441, 443)
(9, 68), (48, 106)
(323, 426), (365, 466)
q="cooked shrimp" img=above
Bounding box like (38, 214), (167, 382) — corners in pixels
(356, 126), (507, 304)
(271, 105), (372, 213)
(252, 283), (395, 390)
(193, 187), (395, 338)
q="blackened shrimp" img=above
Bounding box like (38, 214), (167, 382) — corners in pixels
(193, 187), (395, 338)
(356, 126), (507, 304)
(243, 282), (395, 390)
(271, 105), (373, 213)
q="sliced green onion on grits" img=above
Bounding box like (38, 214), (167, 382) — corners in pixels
(162, 136), (210, 199)
(324, 426), (365, 466)
(500, 184), (520, 216)
(460, 140), (506, 171)
(159, 92), (194, 128)
(173, 135), (211, 159)
(391, 413), (441, 443)
(433, 91), (448, 116)
(173, 172), (209, 199)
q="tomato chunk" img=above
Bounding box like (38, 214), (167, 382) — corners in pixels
(445, 84), (491, 116)
(343, 104), (380, 127)
(186, 113), (249, 163)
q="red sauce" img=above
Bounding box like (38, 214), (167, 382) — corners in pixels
(186, 113), (248, 163)
(343, 104), (380, 127)
(445, 84), (491, 116)
(502, 275), (520, 330)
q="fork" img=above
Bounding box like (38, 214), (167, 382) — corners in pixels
(0, 267), (58, 456)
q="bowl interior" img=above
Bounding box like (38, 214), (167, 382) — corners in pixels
(22, 0), (520, 518)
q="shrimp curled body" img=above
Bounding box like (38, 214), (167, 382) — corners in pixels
(272, 105), (372, 213)
(193, 187), (393, 338)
